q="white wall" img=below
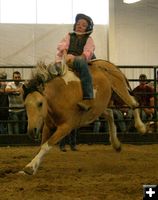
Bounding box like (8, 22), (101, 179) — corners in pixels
(1, 0), (158, 86)
(0, 24), (108, 79)
(109, 0), (158, 88)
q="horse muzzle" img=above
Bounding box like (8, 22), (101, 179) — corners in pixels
(27, 126), (43, 141)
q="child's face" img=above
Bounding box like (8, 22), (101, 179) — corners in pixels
(75, 19), (88, 33)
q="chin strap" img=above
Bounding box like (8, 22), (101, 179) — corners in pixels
(73, 30), (92, 35)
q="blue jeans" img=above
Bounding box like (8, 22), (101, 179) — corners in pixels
(93, 117), (109, 133)
(93, 118), (101, 133)
(113, 109), (126, 132)
(73, 57), (93, 99)
(8, 110), (27, 134)
(140, 109), (154, 122)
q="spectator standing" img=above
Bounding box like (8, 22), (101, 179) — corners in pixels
(148, 71), (158, 121)
(132, 74), (155, 122)
(119, 105), (134, 132)
(109, 100), (127, 133)
(93, 116), (108, 133)
(93, 94), (132, 134)
(0, 72), (9, 134)
(93, 117), (101, 133)
(111, 93), (133, 133)
(5, 71), (27, 134)
(148, 70), (158, 93)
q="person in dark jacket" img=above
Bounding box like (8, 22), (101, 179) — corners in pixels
(0, 72), (9, 134)
(133, 74), (155, 122)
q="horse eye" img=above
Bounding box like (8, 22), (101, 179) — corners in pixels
(38, 102), (43, 108)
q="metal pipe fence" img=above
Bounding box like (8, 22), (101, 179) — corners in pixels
(0, 65), (158, 135)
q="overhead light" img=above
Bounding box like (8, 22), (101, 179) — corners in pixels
(123, 0), (141, 4)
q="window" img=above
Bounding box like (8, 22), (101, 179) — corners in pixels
(0, 0), (109, 24)
(0, 0), (37, 23)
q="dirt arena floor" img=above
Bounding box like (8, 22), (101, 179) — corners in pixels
(0, 144), (158, 200)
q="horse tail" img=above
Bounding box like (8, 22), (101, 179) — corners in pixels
(122, 73), (134, 95)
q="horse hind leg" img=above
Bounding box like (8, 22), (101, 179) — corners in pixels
(125, 95), (146, 134)
(115, 90), (146, 134)
(103, 108), (121, 152)
(133, 107), (146, 134)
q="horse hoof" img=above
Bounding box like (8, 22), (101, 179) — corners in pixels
(113, 144), (122, 152)
(21, 167), (34, 175)
(116, 145), (122, 152)
(18, 170), (27, 175)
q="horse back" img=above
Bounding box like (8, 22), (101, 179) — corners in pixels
(43, 66), (112, 127)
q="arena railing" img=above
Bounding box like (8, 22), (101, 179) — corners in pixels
(0, 65), (158, 145)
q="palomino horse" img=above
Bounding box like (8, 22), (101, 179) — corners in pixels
(20, 59), (146, 175)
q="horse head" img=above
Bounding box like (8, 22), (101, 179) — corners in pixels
(23, 75), (47, 141)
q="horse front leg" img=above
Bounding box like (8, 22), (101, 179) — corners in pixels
(103, 108), (121, 152)
(19, 124), (72, 175)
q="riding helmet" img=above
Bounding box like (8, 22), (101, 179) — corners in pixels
(73, 13), (94, 33)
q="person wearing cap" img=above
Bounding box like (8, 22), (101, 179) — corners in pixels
(132, 74), (155, 122)
(53, 13), (95, 111)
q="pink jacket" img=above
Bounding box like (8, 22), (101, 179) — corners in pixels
(55, 33), (95, 63)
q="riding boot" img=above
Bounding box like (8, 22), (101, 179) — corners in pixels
(48, 62), (62, 76)
(77, 99), (93, 111)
